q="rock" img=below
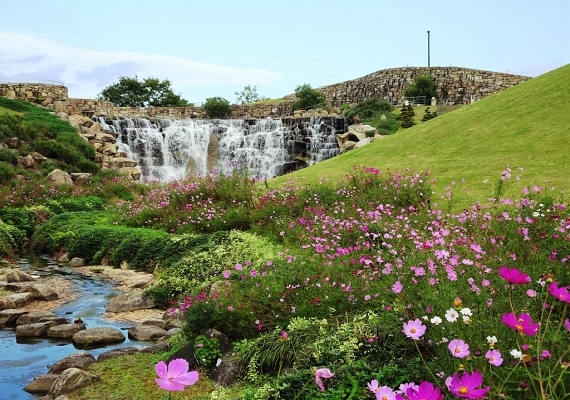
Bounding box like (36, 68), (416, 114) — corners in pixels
(72, 327), (125, 347)
(39, 316), (70, 325)
(203, 328), (232, 353)
(48, 368), (100, 397)
(6, 269), (33, 282)
(24, 374), (60, 394)
(46, 169), (73, 185)
(58, 253), (70, 263)
(4, 136), (19, 149)
(128, 325), (168, 341)
(0, 308), (28, 325)
(17, 311), (58, 325)
(7, 292), (35, 307)
(118, 166), (141, 180)
(141, 318), (167, 329)
(165, 318), (183, 330)
(57, 112), (69, 121)
(30, 283), (59, 301)
(0, 297), (17, 311)
(31, 151), (48, 164)
(106, 288), (155, 313)
(47, 323), (86, 338)
(110, 157), (137, 168)
(339, 140), (357, 154)
(17, 154), (35, 168)
(48, 352), (96, 374)
(141, 342), (170, 354)
(208, 352), (241, 388)
(68, 257), (86, 267)
(166, 327), (183, 337)
(97, 346), (140, 362)
(16, 321), (57, 337)
(5, 281), (34, 291)
(70, 173), (92, 184)
(354, 137), (372, 149)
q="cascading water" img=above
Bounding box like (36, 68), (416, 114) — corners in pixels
(96, 117), (343, 182)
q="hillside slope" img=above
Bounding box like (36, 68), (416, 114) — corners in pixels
(271, 64), (570, 208)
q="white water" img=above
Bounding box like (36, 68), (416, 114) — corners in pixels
(97, 117), (340, 182)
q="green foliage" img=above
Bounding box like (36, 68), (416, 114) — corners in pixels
(0, 148), (17, 165)
(0, 220), (24, 256)
(398, 104), (416, 128)
(193, 335), (222, 367)
(0, 207), (39, 237)
(203, 97), (232, 118)
(97, 76), (188, 107)
(291, 84), (326, 111)
(235, 85), (268, 105)
(404, 74), (436, 103)
(343, 98), (394, 124)
(421, 107), (437, 122)
(0, 162), (16, 183)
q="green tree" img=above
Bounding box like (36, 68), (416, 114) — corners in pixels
(203, 97), (232, 118)
(404, 74), (437, 104)
(98, 76), (190, 107)
(291, 84), (326, 111)
(235, 85), (268, 105)
(398, 104), (416, 128)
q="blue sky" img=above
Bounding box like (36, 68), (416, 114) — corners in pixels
(1, 0), (568, 104)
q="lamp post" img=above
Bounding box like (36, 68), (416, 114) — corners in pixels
(427, 30), (431, 68)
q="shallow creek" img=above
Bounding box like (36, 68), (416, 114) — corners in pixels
(0, 257), (152, 399)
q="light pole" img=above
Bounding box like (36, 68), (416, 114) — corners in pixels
(427, 30), (431, 68)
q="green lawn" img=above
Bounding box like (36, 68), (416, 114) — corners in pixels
(269, 64), (570, 210)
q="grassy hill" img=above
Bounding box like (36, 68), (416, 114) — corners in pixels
(270, 64), (570, 210)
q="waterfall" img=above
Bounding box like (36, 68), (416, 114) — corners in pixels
(96, 117), (342, 182)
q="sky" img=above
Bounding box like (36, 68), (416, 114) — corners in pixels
(1, 0), (568, 105)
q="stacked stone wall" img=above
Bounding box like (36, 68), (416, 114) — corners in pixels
(0, 82), (68, 102)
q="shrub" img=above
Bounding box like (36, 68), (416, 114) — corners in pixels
(404, 74), (436, 104)
(0, 148), (17, 165)
(344, 98), (394, 124)
(203, 97), (231, 119)
(291, 84), (326, 111)
(0, 221), (24, 256)
(0, 161), (16, 183)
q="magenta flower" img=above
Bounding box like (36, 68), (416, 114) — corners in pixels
(402, 319), (427, 340)
(280, 331), (289, 340)
(155, 358), (199, 391)
(502, 312), (539, 336)
(446, 371), (490, 399)
(397, 381), (444, 400)
(548, 281), (570, 303)
(314, 367), (334, 391)
(367, 381), (396, 400)
(498, 266), (531, 284)
(392, 281), (404, 294)
(565, 318), (570, 332)
(485, 349), (503, 366)
(448, 339), (470, 358)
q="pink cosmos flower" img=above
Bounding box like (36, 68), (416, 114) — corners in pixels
(314, 367), (334, 391)
(367, 380), (396, 400)
(402, 319), (427, 340)
(280, 331), (289, 340)
(502, 312), (539, 336)
(392, 281), (404, 294)
(396, 381), (444, 400)
(448, 339), (470, 358)
(565, 318), (570, 332)
(498, 266), (531, 284)
(155, 358), (199, 391)
(548, 281), (570, 303)
(485, 349), (503, 366)
(445, 371), (490, 399)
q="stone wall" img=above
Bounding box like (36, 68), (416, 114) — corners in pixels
(0, 82), (68, 102)
(316, 66), (531, 106)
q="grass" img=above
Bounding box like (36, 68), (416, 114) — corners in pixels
(269, 64), (570, 210)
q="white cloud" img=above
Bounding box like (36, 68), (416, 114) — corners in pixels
(0, 33), (281, 99)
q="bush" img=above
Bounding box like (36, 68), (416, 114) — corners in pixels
(344, 98), (394, 124)
(0, 148), (17, 165)
(0, 162), (16, 183)
(0, 221), (24, 256)
(404, 74), (436, 104)
(291, 84), (326, 111)
(203, 97), (232, 118)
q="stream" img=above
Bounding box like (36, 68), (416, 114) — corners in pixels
(0, 257), (153, 399)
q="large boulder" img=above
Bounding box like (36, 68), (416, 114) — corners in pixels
(47, 323), (86, 339)
(127, 325), (168, 341)
(24, 374), (60, 395)
(16, 321), (57, 337)
(6, 269), (33, 282)
(208, 352), (241, 388)
(46, 169), (73, 185)
(6, 292), (34, 307)
(106, 288), (155, 313)
(97, 346), (140, 362)
(72, 327), (125, 347)
(68, 257), (86, 267)
(47, 352), (96, 374)
(17, 311), (58, 325)
(48, 368), (100, 397)
(0, 308), (28, 325)
(0, 298), (17, 312)
(30, 283), (59, 301)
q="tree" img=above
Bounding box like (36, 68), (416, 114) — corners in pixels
(291, 84), (326, 111)
(98, 76), (190, 107)
(235, 85), (268, 105)
(404, 74), (437, 105)
(203, 97), (232, 118)
(398, 104), (416, 128)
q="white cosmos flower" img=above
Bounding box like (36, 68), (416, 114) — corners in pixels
(445, 309), (459, 322)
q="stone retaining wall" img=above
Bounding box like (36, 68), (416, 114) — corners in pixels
(0, 82), (68, 102)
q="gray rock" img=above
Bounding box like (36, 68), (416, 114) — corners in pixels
(68, 257), (86, 267)
(140, 342), (170, 354)
(208, 352), (241, 388)
(0, 297), (17, 311)
(166, 327), (183, 337)
(24, 373), (59, 394)
(30, 284), (59, 301)
(72, 327), (125, 347)
(141, 318), (167, 329)
(6, 269), (33, 282)
(39, 316), (71, 325)
(48, 352), (96, 374)
(128, 325), (168, 341)
(46, 169), (73, 186)
(106, 288), (155, 312)
(17, 311), (57, 325)
(6, 292), (34, 307)
(47, 323), (86, 338)
(0, 308), (28, 325)
(58, 253), (70, 263)
(5, 281), (34, 291)
(97, 346), (140, 362)
(48, 368), (100, 397)
(16, 321), (57, 337)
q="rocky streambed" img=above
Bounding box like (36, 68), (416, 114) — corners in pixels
(0, 257), (181, 399)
